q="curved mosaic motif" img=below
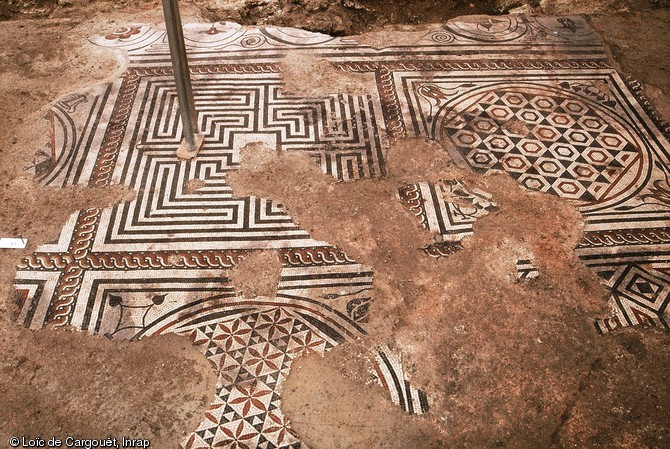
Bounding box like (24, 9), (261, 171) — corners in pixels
(371, 346), (430, 415)
(443, 15), (528, 42)
(442, 15), (596, 43)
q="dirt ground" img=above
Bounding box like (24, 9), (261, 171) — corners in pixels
(2, 0), (669, 34)
(0, 1), (669, 449)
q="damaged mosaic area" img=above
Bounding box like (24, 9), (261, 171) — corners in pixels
(371, 346), (430, 415)
(13, 14), (670, 448)
(397, 179), (496, 257)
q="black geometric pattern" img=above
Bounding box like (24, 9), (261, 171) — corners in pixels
(516, 259), (540, 280)
(594, 264), (670, 334)
(440, 87), (640, 202)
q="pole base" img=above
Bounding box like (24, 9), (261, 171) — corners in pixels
(175, 134), (205, 159)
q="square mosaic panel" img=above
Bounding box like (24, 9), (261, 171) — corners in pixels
(13, 15), (670, 448)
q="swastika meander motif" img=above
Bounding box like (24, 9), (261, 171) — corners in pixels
(12, 15), (670, 448)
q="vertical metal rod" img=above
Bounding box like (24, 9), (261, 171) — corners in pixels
(162, 0), (198, 150)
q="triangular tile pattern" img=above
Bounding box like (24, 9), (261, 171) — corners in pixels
(183, 307), (326, 448)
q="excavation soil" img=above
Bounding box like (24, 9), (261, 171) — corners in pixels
(0, 2), (669, 449)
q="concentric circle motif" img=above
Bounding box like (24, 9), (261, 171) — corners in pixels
(430, 32), (456, 44)
(240, 34), (267, 48)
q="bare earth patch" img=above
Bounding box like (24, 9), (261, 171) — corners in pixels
(228, 250), (283, 298)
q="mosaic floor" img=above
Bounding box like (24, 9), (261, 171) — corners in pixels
(13, 14), (670, 448)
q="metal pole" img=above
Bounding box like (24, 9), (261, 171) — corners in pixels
(162, 0), (203, 157)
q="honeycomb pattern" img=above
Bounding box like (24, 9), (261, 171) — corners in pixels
(443, 90), (641, 202)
